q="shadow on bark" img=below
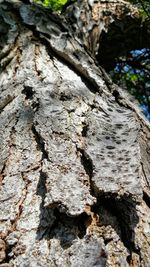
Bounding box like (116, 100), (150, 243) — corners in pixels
(36, 167), (140, 260)
(36, 170), (90, 249)
(92, 193), (140, 261)
(98, 17), (150, 71)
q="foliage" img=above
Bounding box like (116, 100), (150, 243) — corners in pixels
(110, 49), (150, 120)
(129, 0), (150, 18)
(110, 0), (150, 120)
(33, 0), (74, 11)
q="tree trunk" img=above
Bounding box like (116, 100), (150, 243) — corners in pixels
(0, 1), (150, 267)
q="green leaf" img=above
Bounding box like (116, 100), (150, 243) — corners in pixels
(34, 0), (74, 11)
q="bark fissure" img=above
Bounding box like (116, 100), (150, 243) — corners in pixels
(39, 33), (102, 95)
(31, 124), (49, 161)
(36, 170), (92, 248)
(143, 191), (150, 209)
(47, 207), (90, 248)
(1, 118), (18, 180)
(92, 195), (141, 260)
(20, 22), (103, 96)
(77, 147), (93, 180)
(22, 85), (35, 100)
(4, 174), (31, 263)
(36, 170), (51, 240)
(0, 95), (16, 114)
(0, 172), (31, 264)
(141, 162), (150, 188)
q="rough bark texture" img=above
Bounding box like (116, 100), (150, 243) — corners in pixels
(0, 1), (150, 267)
(65, 0), (150, 69)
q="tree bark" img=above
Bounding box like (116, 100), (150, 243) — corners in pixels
(0, 1), (150, 267)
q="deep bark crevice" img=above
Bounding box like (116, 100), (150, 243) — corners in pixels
(31, 124), (49, 161)
(81, 124), (89, 138)
(48, 208), (90, 249)
(22, 85), (35, 100)
(36, 170), (53, 240)
(1, 173), (31, 264)
(78, 148), (93, 180)
(36, 170), (91, 247)
(92, 194), (140, 256)
(76, 146), (96, 200)
(2, 243), (14, 264)
(112, 89), (130, 108)
(143, 190), (150, 209)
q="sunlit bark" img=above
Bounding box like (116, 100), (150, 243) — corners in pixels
(0, 1), (150, 266)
